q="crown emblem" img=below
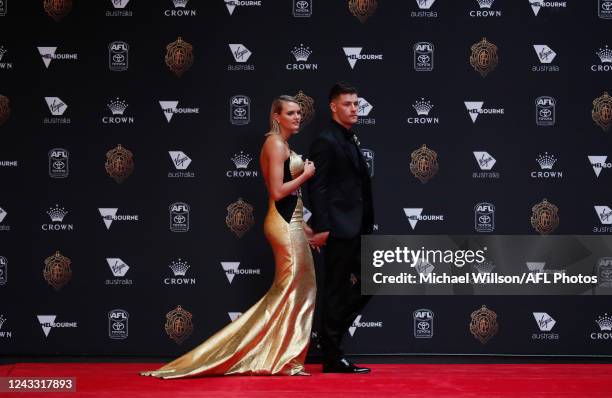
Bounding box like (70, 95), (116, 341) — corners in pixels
(294, 90), (315, 127)
(108, 98), (128, 115)
(477, 0), (495, 8)
(597, 313), (612, 331)
(597, 45), (612, 63)
(470, 37), (498, 77)
(0, 47), (6, 61)
(531, 198), (559, 235)
(172, 0), (189, 7)
(169, 258), (190, 276)
(412, 98), (434, 116)
(291, 44), (312, 62)
(592, 92), (612, 132)
(231, 151), (252, 169)
(536, 152), (557, 169)
(47, 204), (68, 222)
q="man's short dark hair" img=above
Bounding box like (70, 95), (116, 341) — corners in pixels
(328, 81), (358, 103)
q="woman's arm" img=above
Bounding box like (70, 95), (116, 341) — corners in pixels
(264, 138), (314, 201)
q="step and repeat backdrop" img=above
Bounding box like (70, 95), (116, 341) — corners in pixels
(0, 0), (611, 357)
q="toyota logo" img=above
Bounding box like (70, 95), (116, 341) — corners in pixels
(234, 108), (246, 116)
(417, 55), (430, 63)
(174, 215), (186, 223)
(112, 54), (125, 62)
(296, 0), (309, 9)
(53, 161), (65, 170)
(417, 321), (430, 330)
(479, 215), (491, 223)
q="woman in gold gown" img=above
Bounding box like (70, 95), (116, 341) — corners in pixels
(141, 96), (317, 378)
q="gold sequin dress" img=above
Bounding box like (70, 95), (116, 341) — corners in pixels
(141, 151), (316, 378)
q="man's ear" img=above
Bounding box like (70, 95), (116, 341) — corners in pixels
(329, 102), (336, 114)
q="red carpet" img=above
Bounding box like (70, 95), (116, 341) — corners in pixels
(2, 363), (612, 397)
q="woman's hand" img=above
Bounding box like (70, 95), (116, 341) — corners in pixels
(302, 159), (315, 180)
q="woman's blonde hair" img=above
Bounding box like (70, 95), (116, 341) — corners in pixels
(265, 95), (299, 136)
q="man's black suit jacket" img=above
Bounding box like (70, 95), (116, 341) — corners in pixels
(308, 120), (374, 239)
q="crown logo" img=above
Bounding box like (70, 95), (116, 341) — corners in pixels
(477, 0), (495, 8)
(47, 204), (68, 222)
(169, 258), (190, 276)
(0, 315), (5, 330)
(172, 0), (189, 8)
(413, 98), (434, 115)
(231, 151), (252, 169)
(0, 47), (6, 61)
(108, 98), (128, 115)
(291, 44), (312, 62)
(536, 152), (557, 169)
(597, 313), (612, 331)
(597, 45), (612, 63)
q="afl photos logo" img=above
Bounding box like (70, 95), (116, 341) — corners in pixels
(470, 37), (498, 77)
(105, 144), (134, 183)
(165, 305), (193, 345)
(348, 0), (378, 23)
(165, 37), (193, 77)
(43, 0), (72, 21)
(294, 90), (315, 128)
(43, 251), (72, 290)
(410, 144), (438, 183)
(0, 95), (9, 126)
(592, 91), (612, 132)
(469, 305), (498, 344)
(226, 198), (254, 238)
(530, 198), (559, 235)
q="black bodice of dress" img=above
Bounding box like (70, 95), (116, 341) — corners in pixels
(274, 157), (299, 224)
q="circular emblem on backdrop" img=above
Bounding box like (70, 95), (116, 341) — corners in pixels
(469, 305), (498, 344)
(470, 37), (498, 77)
(165, 37), (193, 77)
(44, 0), (72, 21)
(348, 0), (378, 23)
(43, 251), (72, 290)
(530, 198), (559, 235)
(0, 95), (10, 126)
(410, 144), (438, 183)
(105, 144), (134, 183)
(592, 91), (612, 132)
(164, 305), (193, 345)
(226, 198), (254, 238)
(294, 90), (315, 128)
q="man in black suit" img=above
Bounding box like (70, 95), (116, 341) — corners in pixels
(308, 82), (374, 374)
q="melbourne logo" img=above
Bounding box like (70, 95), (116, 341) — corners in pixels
(165, 37), (193, 77)
(348, 314), (383, 337)
(348, 0), (378, 23)
(464, 101), (504, 123)
(226, 198), (254, 237)
(408, 98), (438, 124)
(531, 152), (562, 179)
(530, 0), (567, 16)
(225, 0), (262, 16)
(227, 151), (258, 178)
(413, 42), (434, 71)
(530, 198), (559, 235)
(98, 208), (139, 230)
(228, 43), (255, 71)
(109, 41), (129, 71)
(43, 251), (72, 290)
(103, 98), (134, 124)
(589, 155), (611, 178)
(42, 204), (74, 231)
(286, 44), (318, 71)
(164, 305), (193, 345)
(44, 0), (72, 21)
(410, 144), (438, 183)
(108, 309), (129, 339)
(164, 0), (196, 16)
(414, 309), (434, 338)
(37, 315), (77, 337)
(592, 92), (612, 132)
(229, 95), (250, 125)
(535, 96), (555, 126)
(533, 44), (559, 72)
(343, 47), (383, 69)
(159, 101), (200, 123)
(37, 47), (78, 68)
(49, 148), (69, 178)
(469, 305), (498, 344)
(105, 144), (134, 183)
(470, 38), (498, 77)
(403, 208), (444, 230)
(220, 262), (261, 284)
(469, 0), (501, 17)
(169, 202), (190, 232)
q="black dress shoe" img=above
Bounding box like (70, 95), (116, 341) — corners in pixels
(322, 358), (371, 374)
